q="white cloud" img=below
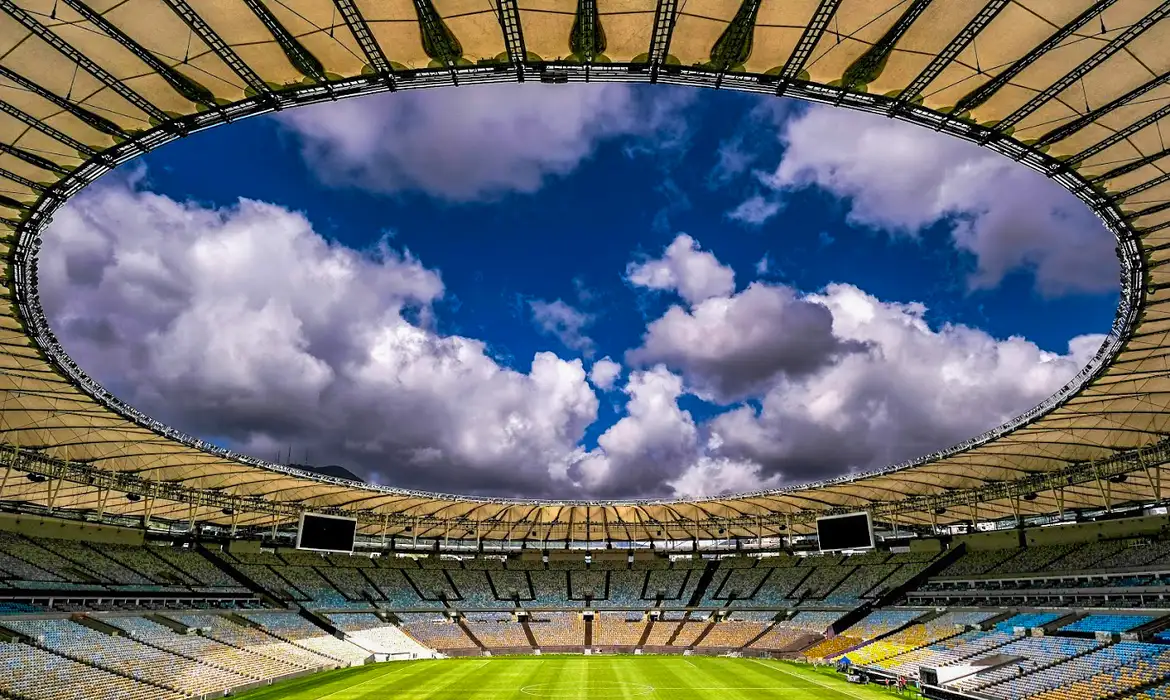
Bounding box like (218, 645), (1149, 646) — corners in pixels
(529, 299), (595, 356)
(588, 357), (622, 391)
(727, 194), (781, 225)
(626, 234), (736, 306)
(41, 183), (1106, 500)
(40, 177), (601, 496)
(627, 282), (865, 403)
(704, 283), (1106, 484)
(278, 83), (693, 202)
(741, 105), (1117, 295)
(571, 366), (700, 495)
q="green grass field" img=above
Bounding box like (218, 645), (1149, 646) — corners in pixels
(232, 655), (905, 700)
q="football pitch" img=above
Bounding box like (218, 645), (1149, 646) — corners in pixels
(233, 655), (903, 700)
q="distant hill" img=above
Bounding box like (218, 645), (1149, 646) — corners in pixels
(289, 463), (365, 484)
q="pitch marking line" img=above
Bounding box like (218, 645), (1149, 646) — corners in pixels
(684, 659), (699, 669)
(747, 658), (874, 700)
(315, 661), (423, 700)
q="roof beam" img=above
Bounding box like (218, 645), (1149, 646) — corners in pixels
(331, 0), (394, 80)
(0, 0), (168, 123)
(1092, 146), (1170, 183)
(1066, 104), (1170, 168)
(995, 2), (1170, 133)
(0, 66), (127, 138)
(953, 0), (1120, 114)
(0, 142), (70, 175)
(60, 0), (216, 109)
(646, 0), (679, 83)
(0, 100), (95, 157)
(776, 0), (840, 83)
(240, 0), (325, 82)
(1035, 72), (1170, 149)
(892, 0), (1011, 110)
(495, 0), (527, 80)
(158, 0), (270, 97)
(0, 167), (44, 193)
(1129, 201), (1170, 220)
(1117, 171), (1170, 203)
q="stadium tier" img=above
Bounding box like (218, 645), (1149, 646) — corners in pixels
(7, 522), (1170, 698)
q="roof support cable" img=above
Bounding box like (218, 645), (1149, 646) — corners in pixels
(0, 0), (168, 123)
(994, 1), (1170, 134)
(1091, 146), (1170, 184)
(890, 0), (1011, 114)
(0, 65), (127, 138)
(1066, 103), (1170, 169)
(157, 0), (274, 107)
(953, 0), (1121, 115)
(774, 0), (839, 94)
(0, 100), (96, 157)
(331, 0), (395, 89)
(1035, 73), (1170, 150)
(59, 0), (218, 110)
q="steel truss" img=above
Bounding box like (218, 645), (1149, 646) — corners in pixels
(0, 54), (1152, 541)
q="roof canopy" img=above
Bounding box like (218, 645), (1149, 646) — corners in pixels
(0, 0), (1167, 541)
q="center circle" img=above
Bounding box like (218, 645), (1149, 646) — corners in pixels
(519, 681), (656, 697)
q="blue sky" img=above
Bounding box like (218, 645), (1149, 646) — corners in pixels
(38, 84), (1120, 499)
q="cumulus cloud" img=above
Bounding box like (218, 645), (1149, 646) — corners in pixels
(626, 234), (736, 305)
(740, 105), (1118, 295)
(41, 185), (1106, 500)
(571, 366), (700, 495)
(628, 282), (866, 403)
(703, 284), (1107, 485)
(278, 83), (693, 202)
(588, 357), (622, 391)
(529, 299), (595, 356)
(40, 178), (601, 497)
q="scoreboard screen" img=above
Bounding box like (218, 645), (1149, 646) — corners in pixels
(297, 513), (357, 553)
(816, 512), (874, 552)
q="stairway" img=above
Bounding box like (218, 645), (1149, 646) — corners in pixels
(637, 619), (655, 648)
(690, 621), (716, 649)
(520, 618), (538, 649)
(456, 619), (486, 651)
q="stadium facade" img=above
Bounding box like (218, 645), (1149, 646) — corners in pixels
(0, 0), (1165, 546)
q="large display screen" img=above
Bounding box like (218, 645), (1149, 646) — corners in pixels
(297, 513), (357, 553)
(816, 512), (874, 552)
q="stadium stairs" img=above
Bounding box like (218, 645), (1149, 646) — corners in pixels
(739, 619), (779, 651)
(686, 561), (720, 607)
(636, 618), (655, 648)
(521, 617), (539, 648)
(196, 543), (285, 607)
(689, 620), (716, 649)
(456, 618), (486, 651)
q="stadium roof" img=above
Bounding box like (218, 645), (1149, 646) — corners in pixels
(0, 0), (1167, 543)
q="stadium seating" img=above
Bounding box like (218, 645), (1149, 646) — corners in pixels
(1, 618), (250, 695)
(464, 613), (530, 648)
(592, 612), (646, 646)
(529, 613), (584, 648)
(0, 640), (185, 700)
(1060, 614), (1155, 634)
(396, 614), (478, 650)
(994, 611), (1063, 631)
(241, 611), (370, 664)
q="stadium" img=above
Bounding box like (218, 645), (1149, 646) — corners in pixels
(0, 0), (1165, 698)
